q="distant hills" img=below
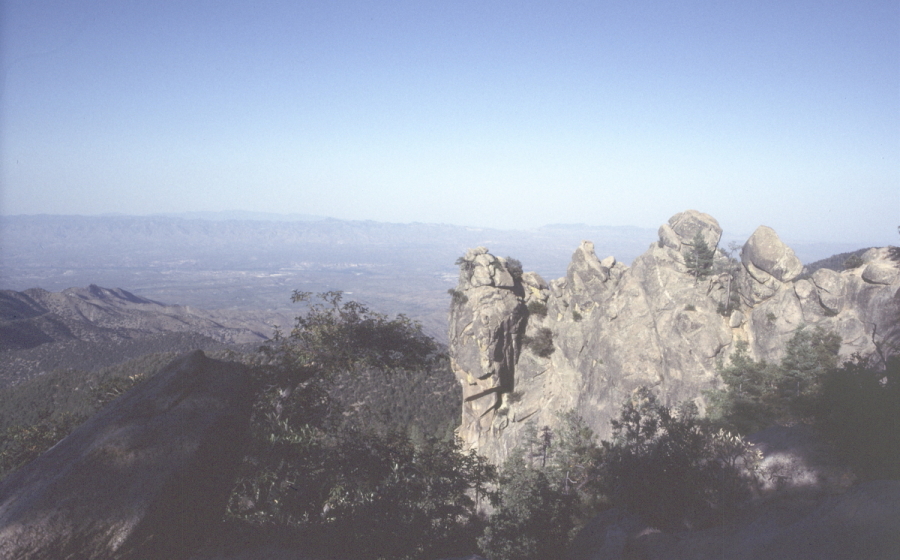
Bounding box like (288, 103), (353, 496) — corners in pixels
(0, 213), (879, 341)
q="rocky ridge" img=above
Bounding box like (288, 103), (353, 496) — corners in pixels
(0, 285), (288, 353)
(449, 210), (900, 463)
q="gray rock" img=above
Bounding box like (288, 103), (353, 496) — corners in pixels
(741, 226), (803, 283)
(862, 261), (899, 285)
(449, 249), (528, 455)
(668, 209), (723, 250)
(657, 223), (682, 250)
(0, 350), (253, 560)
(811, 268), (846, 315)
(448, 211), (900, 465)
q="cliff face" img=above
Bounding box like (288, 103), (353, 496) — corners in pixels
(449, 211), (900, 463)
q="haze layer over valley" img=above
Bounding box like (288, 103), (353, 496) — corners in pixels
(0, 213), (875, 342)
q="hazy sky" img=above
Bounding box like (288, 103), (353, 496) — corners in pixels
(2, 0), (897, 244)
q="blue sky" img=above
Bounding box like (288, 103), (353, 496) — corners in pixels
(1, 0), (897, 244)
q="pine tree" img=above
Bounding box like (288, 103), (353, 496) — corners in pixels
(684, 231), (715, 279)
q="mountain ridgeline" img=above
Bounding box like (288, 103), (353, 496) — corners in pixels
(448, 210), (900, 464)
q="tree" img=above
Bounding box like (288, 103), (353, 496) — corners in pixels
(228, 291), (492, 559)
(600, 387), (758, 530)
(683, 231), (715, 279)
(478, 453), (577, 560)
(707, 326), (841, 434)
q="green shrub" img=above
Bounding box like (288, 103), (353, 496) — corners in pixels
(523, 328), (554, 358)
(683, 232), (715, 279)
(526, 300), (548, 318)
(229, 291), (492, 559)
(478, 453), (576, 560)
(684, 304), (696, 312)
(812, 355), (900, 481)
(504, 257), (524, 282)
(601, 387), (759, 530)
(0, 413), (86, 478)
(572, 310), (582, 322)
(448, 288), (468, 306)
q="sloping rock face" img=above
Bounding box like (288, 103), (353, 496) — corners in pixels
(0, 350), (253, 560)
(449, 210), (900, 462)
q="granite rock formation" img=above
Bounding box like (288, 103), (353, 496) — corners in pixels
(0, 350), (252, 560)
(449, 210), (900, 463)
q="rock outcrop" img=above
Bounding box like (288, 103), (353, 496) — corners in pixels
(0, 350), (253, 560)
(449, 210), (900, 463)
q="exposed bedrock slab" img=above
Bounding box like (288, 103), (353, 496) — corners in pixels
(0, 350), (253, 560)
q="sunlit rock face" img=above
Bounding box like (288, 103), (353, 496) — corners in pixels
(449, 211), (900, 464)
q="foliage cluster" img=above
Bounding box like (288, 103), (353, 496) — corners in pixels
(0, 353), (170, 479)
(503, 257), (524, 282)
(229, 292), (488, 559)
(842, 254), (864, 269)
(801, 247), (872, 276)
(708, 326), (900, 482)
(812, 354), (900, 481)
(600, 388), (759, 530)
(455, 256), (475, 274)
(707, 326), (841, 434)
(447, 288), (468, 306)
(526, 300), (547, 318)
(523, 327), (555, 358)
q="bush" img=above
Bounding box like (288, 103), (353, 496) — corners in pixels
(812, 355), (900, 481)
(448, 288), (468, 306)
(601, 387), (759, 530)
(526, 300), (548, 318)
(504, 257), (524, 282)
(229, 291), (493, 559)
(523, 328), (554, 358)
(0, 413), (85, 478)
(572, 310), (582, 322)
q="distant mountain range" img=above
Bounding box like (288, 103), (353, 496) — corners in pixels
(0, 214), (877, 341)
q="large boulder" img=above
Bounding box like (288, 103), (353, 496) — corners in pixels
(741, 226), (803, 283)
(0, 350), (253, 560)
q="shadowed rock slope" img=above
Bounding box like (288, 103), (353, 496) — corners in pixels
(0, 351), (253, 560)
(449, 210), (900, 463)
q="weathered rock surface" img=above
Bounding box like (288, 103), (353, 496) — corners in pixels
(0, 350), (253, 560)
(448, 211), (900, 463)
(449, 248), (528, 453)
(566, 480), (900, 560)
